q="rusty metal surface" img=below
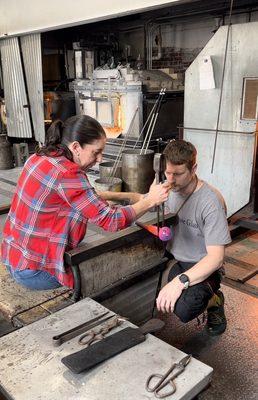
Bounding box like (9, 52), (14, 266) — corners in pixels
(0, 312), (17, 337)
(64, 214), (174, 265)
(0, 259), (70, 320)
(101, 272), (160, 325)
(156, 284), (258, 400)
(79, 236), (163, 297)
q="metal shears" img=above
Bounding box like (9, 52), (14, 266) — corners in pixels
(78, 316), (127, 346)
(145, 354), (192, 398)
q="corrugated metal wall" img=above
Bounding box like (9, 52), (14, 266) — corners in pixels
(0, 37), (32, 138)
(0, 33), (45, 143)
(20, 34), (45, 144)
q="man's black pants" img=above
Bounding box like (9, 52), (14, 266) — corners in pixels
(167, 260), (221, 323)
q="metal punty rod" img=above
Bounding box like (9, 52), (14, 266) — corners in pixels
(140, 88), (165, 154)
(144, 88), (166, 154)
(109, 107), (139, 184)
(133, 96), (161, 150)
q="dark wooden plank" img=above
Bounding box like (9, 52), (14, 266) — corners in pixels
(223, 277), (258, 298)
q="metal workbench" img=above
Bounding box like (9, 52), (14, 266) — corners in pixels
(0, 298), (213, 400)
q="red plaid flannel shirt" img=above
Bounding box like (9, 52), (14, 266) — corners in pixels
(1, 154), (135, 288)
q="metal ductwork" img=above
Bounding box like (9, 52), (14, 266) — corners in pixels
(0, 37), (32, 139)
(0, 33), (44, 143)
(20, 34), (45, 144)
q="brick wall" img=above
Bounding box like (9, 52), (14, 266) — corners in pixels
(152, 47), (201, 75)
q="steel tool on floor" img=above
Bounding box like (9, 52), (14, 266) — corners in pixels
(52, 311), (114, 346)
(145, 354), (192, 398)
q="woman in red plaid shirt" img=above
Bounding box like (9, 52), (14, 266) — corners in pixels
(1, 115), (169, 290)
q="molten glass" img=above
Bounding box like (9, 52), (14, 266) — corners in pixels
(136, 221), (172, 242)
(158, 226), (172, 242)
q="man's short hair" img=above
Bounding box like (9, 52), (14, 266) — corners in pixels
(163, 139), (197, 171)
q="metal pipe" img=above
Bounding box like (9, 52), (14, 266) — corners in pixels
(140, 89), (164, 154)
(211, 0), (234, 173)
(133, 95), (160, 150)
(110, 107), (139, 183)
(181, 126), (255, 135)
(143, 88), (166, 154)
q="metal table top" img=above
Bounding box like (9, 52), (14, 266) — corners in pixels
(0, 298), (213, 400)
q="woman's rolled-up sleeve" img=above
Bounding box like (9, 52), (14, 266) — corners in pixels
(57, 168), (136, 231)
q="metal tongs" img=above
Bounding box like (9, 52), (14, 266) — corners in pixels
(52, 311), (114, 346)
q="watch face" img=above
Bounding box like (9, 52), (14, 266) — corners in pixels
(179, 274), (189, 284)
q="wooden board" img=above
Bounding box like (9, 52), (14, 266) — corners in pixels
(224, 258), (257, 283)
(224, 231), (258, 295)
(246, 274), (258, 289)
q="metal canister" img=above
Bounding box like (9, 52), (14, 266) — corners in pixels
(0, 134), (13, 170)
(122, 149), (154, 193)
(94, 177), (122, 192)
(99, 161), (122, 180)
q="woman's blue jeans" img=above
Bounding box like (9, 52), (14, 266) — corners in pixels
(6, 266), (62, 290)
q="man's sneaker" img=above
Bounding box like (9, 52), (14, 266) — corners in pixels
(205, 290), (227, 336)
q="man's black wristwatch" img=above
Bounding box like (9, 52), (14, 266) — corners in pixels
(179, 273), (190, 289)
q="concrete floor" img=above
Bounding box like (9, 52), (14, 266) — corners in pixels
(156, 284), (258, 400)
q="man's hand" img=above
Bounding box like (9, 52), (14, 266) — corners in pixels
(156, 277), (184, 313)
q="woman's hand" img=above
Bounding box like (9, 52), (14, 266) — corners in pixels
(146, 182), (170, 207)
(97, 191), (143, 204)
(128, 192), (145, 204)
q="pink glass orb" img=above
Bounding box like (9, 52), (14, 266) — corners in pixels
(159, 226), (172, 242)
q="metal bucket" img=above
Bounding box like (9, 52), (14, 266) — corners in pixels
(94, 177), (122, 192)
(0, 134), (13, 170)
(99, 161), (122, 180)
(122, 149), (154, 193)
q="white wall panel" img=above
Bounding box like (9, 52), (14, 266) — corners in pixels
(0, 0), (184, 38)
(184, 21), (258, 217)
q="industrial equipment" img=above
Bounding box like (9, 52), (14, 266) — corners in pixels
(184, 21), (258, 217)
(73, 67), (143, 138)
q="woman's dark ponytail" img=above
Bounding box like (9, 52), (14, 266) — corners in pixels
(37, 115), (106, 161)
(37, 119), (73, 159)
(45, 119), (64, 146)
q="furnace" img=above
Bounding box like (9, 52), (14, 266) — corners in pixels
(73, 68), (143, 138)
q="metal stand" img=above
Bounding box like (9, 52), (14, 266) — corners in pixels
(70, 264), (82, 302)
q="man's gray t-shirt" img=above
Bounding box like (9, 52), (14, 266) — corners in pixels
(165, 182), (231, 263)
